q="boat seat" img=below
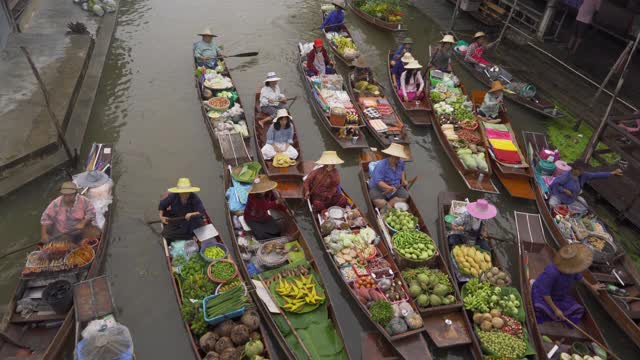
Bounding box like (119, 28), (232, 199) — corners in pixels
(537, 320), (586, 341)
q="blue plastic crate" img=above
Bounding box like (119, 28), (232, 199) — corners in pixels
(202, 293), (246, 325)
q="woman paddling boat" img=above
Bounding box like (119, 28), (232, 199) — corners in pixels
(303, 151), (349, 211)
(429, 34), (455, 73)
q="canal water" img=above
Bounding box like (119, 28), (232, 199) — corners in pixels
(0, 0), (637, 358)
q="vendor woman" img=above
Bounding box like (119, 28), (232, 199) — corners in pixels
(532, 244), (605, 325)
(549, 160), (622, 215)
(261, 109), (299, 160)
(429, 34), (455, 73)
(259, 72), (288, 126)
(464, 32), (496, 69)
(244, 175), (287, 240)
(304, 151), (348, 211)
(448, 199), (496, 251)
(478, 81), (505, 119)
(159, 178), (205, 241)
(398, 60), (425, 102)
(368, 143), (410, 210)
(193, 28), (222, 69)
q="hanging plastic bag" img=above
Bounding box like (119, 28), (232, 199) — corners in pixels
(77, 323), (133, 360)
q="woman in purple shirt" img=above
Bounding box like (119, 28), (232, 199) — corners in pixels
(368, 144), (409, 209)
(549, 160), (622, 214)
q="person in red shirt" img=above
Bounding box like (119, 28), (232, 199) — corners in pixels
(304, 151), (349, 211)
(244, 175), (287, 240)
(306, 38), (334, 76)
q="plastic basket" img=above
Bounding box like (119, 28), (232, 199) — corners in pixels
(202, 293), (246, 325)
(199, 241), (228, 262)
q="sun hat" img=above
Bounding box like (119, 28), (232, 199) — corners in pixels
(198, 28), (217, 37)
(250, 175), (278, 194)
(332, 0), (346, 9)
(440, 34), (455, 44)
(382, 143), (409, 160)
(314, 38), (324, 47)
(73, 170), (109, 188)
(60, 181), (78, 195)
(273, 108), (292, 123)
(473, 31), (486, 39)
(168, 178), (201, 193)
(353, 56), (368, 68)
(316, 151), (344, 165)
(404, 60), (423, 69)
(402, 37), (414, 44)
(400, 52), (414, 63)
(489, 80), (505, 93)
(264, 72), (281, 84)
(466, 199), (497, 220)
(554, 243), (593, 274)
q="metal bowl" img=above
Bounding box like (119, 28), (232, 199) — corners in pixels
(393, 202), (409, 211)
(327, 206), (345, 220)
(581, 233), (618, 264)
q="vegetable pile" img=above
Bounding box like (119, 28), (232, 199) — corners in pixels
(452, 245), (492, 277)
(329, 34), (358, 59)
(357, 0), (403, 23)
(403, 267), (455, 308)
(480, 267), (512, 287)
(274, 274), (326, 313)
(198, 310), (266, 360)
(204, 285), (248, 320)
(203, 246), (225, 260)
(209, 260), (237, 282)
(384, 209), (418, 232)
(392, 230), (436, 262)
(477, 329), (528, 358)
(463, 279), (521, 318)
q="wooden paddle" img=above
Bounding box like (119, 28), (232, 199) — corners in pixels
(559, 314), (619, 359)
(146, 216), (191, 225)
(0, 229), (82, 260)
(218, 52), (259, 58)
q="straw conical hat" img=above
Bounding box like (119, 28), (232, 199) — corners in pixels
(316, 151), (344, 165)
(249, 175), (278, 194)
(332, 0), (346, 9)
(554, 244), (593, 274)
(198, 28), (217, 37)
(404, 60), (423, 69)
(60, 181), (78, 195)
(400, 53), (414, 63)
(473, 31), (486, 39)
(440, 34), (455, 44)
(402, 37), (414, 44)
(168, 178), (201, 193)
(382, 143), (409, 160)
(489, 80), (505, 93)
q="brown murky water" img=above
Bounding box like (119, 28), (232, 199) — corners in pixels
(1, 0), (638, 358)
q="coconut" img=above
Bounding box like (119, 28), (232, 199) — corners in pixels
(480, 320), (493, 331)
(472, 313), (484, 324)
(491, 317), (504, 329)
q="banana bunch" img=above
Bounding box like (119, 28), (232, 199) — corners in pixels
(276, 274), (325, 312)
(273, 153), (296, 168)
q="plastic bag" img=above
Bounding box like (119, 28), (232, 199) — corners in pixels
(78, 323), (133, 360)
(170, 240), (199, 259)
(92, 4), (105, 16)
(102, 0), (117, 12)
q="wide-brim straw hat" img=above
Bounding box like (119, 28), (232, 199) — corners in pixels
(554, 243), (593, 274)
(316, 151), (344, 165)
(440, 34), (455, 44)
(400, 53), (415, 63)
(60, 181), (78, 195)
(274, 108), (292, 123)
(198, 27), (217, 37)
(473, 31), (486, 39)
(466, 199), (497, 220)
(353, 56), (368, 68)
(405, 60), (423, 70)
(250, 175), (278, 194)
(489, 80), (505, 93)
(73, 170), (109, 188)
(168, 178), (201, 193)
(264, 71), (281, 84)
(332, 0), (346, 9)
(382, 143), (409, 160)
(402, 37), (414, 44)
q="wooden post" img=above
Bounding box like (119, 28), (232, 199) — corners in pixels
(20, 47), (76, 165)
(588, 41), (632, 108)
(449, 0), (461, 32)
(495, 0), (519, 50)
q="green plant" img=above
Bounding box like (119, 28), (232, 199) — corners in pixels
(369, 300), (394, 325)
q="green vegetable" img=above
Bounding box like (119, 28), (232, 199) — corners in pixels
(218, 278), (242, 294)
(204, 246), (225, 260)
(210, 261), (236, 281)
(205, 285), (248, 319)
(181, 301), (208, 337)
(369, 300), (394, 326)
(385, 209), (418, 232)
(180, 255), (208, 280)
(462, 278), (494, 313)
(392, 230), (436, 261)
(477, 330), (528, 358)
(182, 273), (217, 301)
(402, 267), (454, 309)
(244, 339), (265, 358)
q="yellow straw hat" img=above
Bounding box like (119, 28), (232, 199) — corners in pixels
(316, 151), (344, 165)
(404, 60), (423, 70)
(198, 27), (217, 37)
(489, 80), (505, 93)
(168, 178), (201, 193)
(440, 34), (455, 44)
(382, 143), (409, 160)
(250, 175), (278, 194)
(473, 31), (486, 39)
(400, 53), (415, 63)
(60, 181), (78, 195)
(553, 243), (593, 274)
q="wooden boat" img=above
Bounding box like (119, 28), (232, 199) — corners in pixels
(252, 90), (316, 199)
(298, 43), (368, 150)
(387, 51), (431, 126)
(159, 211), (274, 360)
(471, 90), (534, 199)
(452, 49), (564, 119)
(524, 131), (640, 350)
(346, 0), (405, 31)
(0, 143), (114, 360)
(425, 73), (499, 193)
(223, 165), (350, 359)
(73, 275), (135, 359)
(194, 58), (252, 167)
(306, 177), (431, 359)
(321, 8), (357, 67)
(358, 151), (483, 357)
(346, 70), (411, 147)
(515, 211), (619, 359)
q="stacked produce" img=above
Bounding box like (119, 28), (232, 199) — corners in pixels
(403, 267), (455, 308)
(392, 230), (437, 262)
(274, 274), (326, 313)
(22, 242), (95, 275)
(384, 208), (418, 232)
(204, 286), (248, 321)
(357, 0), (403, 23)
(480, 267), (512, 287)
(199, 65), (248, 138)
(327, 33), (359, 60)
(354, 80), (380, 96)
(452, 245), (492, 277)
(198, 310), (267, 360)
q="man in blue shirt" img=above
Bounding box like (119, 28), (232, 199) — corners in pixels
(391, 52), (414, 88)
(368, 143), (410, 210)
(391, 37), (413, 65)
(320, 1), (346, 33)
(549, 160), (622, 215)
(193, 28), (222, 69)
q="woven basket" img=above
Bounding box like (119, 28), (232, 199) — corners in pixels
(207, 259), (238, 284)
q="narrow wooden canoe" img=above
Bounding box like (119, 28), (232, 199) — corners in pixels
(514, 211), (619, 359)
(160, 214), (274, 360)
(523, 131), (640, 351)
(346, 0), (405, 31)
(194, 60), (252, 167)
(0, 143), (114, 360)
(471, 90), (534, 199)
(223, 165), (350, 360)
(387, 51), (431, 126)
(452, 49), (564, 119)
(298, 44), (369, 149)
(321, 8), (357, 67)
(358, 151), (483, 357)
(306, 175), (432, 359)
(252, 90), (315, 199)
(346, 71), (411, 147)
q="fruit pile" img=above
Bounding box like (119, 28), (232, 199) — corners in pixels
(403, 267), (455, 308)
(275, 274), (326, 313)
(452, 245), (492, 277)
(392, 230), (436, 262)
(385, 208), (418, 232)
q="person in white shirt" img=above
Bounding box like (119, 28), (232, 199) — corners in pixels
(259, 72), (287, 127)
(569, 0), (602, 54)
(397, 60), (425, 102)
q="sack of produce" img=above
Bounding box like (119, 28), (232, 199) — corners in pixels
(77, 323), (134, 360)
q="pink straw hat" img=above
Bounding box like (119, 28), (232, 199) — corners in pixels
(466, 199), (497, 220)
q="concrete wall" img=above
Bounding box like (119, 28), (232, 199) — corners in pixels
(0, 0), (12, 48)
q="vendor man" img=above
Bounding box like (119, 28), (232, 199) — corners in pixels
(368, 143), (410, 210)
(41, 181), (96, 243)
(159, 178), (206, 241)
(193, 27), (222, 69)
(320, 1), (346, 33)
(549, 160), (622, 215)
